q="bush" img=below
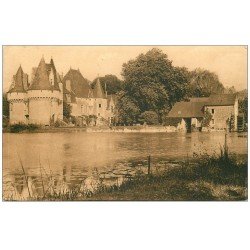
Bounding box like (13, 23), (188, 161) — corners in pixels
(139, 111), (159, 125)
(27, 124), (39, 131)
(63, 101), (72, 119)
(9, 123), (40, 133)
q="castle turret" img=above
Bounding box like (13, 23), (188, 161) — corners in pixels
(28, 57), (63, 125)
(7, 66), (28, 124)
(92, 78), (108, 121)
(93, 78), (106, 99)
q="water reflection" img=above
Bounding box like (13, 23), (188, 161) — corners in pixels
(3, 131), (247, 199)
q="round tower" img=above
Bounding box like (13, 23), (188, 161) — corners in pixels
(27, 57), (62, 125)
(7, 66), (28, 124)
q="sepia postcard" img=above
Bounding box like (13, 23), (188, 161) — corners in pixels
(2, 45), (248, 201)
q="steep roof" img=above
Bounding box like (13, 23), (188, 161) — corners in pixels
(29, 57), (61, 91)
(8, 66), (27, 93)
(92, 78), (106, 98)
(188, 97), (210, 102)
(168, 101), (205, 118)
(205, 94), (236, 106)
(46, 58), (61, 91)
(62, 69), (90, 98)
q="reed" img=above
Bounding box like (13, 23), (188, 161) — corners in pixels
(17, 152), (31, 198)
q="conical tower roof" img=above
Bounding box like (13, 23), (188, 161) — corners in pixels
(8, 66), (26, 93)
(29, 57), (51, 90)
(93, 78), (106, 98)
(47, 58), (61, 91)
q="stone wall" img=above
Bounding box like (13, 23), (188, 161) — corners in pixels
(205, 105), (235, 130)
(9, 101), (28, 124)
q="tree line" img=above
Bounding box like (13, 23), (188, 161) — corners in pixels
(96, 48), (245, 125)
(3, 48), (247, 126)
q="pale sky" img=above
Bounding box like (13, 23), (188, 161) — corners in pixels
(3, 46), (247, 92)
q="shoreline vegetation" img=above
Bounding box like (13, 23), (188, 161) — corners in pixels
(3, 139), (248, 201)
(3, 123), (248, 134)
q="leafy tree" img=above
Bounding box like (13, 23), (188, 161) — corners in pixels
(139, 111), (159, 125)
(239, 97), (248, 120)
(188, 68), (224, 97)
(92, 75), (123, 95)
(63, 101), (71, 119)
(224, 86), (236, 94)
(116, 91), (140, 125)
(2, 93), (9, 118)
(120, 48), (189, 123)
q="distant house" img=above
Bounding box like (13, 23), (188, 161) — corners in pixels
(166, 94), (239, 132)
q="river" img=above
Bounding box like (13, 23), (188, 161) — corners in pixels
(2, 131), (247, 199)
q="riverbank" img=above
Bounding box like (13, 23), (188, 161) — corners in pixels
(84, 154), (247, 201)
(4, 151), (247, 201)
(4, 125), (247, 134)
(3, 124), (176, 133)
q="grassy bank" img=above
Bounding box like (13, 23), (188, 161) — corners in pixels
(86, 153), (247, 201)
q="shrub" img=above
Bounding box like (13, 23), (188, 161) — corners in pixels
(63, 101), (72, 119)
(27, 124), (39, 131)
(9, 123), (39, 133)
(139, 111), (159, 125)
(54, 120), (62, 127)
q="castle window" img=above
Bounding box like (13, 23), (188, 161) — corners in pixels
(99, 104), (101, 108)
(211, 109), (215, 114)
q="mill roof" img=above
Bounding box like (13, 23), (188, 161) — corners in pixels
(8, 66), (27, 93)
(205, 94), (236, 106)
(168, 101), (205, 118)
(168, 94), (237, 118)
(63, 69), (90, 98)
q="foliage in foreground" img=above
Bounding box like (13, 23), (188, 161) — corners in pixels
(89, 153), (247, 201)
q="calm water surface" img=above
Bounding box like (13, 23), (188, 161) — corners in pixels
(3, 131), (247, 199)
